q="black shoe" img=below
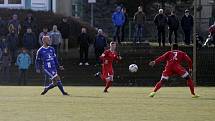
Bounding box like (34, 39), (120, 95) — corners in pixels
(94, 72), (101, 77)
(41, 89), (48, 95)
(63, 92), (69, 96)
(103, 90), (108, 93)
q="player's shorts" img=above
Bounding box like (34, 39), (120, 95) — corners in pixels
(101, 67), (114, 81)
(43, 68), (58, 80)
(161, 64), (189, 80)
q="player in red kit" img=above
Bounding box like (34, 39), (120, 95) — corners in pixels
(95, 41), (122, 93)
(149, 44), (199, 98)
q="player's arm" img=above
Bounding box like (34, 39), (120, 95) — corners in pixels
(149, 52), (169, 66)
(183, 53), (192, 71)
(100, 51), (109, 64)
(35, 50), (42, 73)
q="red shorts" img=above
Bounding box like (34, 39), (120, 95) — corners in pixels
(161, 64), (188, 80)
(101, 66), (114, 81)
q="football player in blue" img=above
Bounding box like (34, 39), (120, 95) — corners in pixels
(35, 36), (69, 95)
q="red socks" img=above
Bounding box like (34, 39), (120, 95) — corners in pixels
(104, 81), (112, 91)
(153, 80), (163, 92)
(187, 79), (195, 95)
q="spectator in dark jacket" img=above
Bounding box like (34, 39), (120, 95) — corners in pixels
(38, 27), (49, 46)
(7, 28), (18, 62)
(94, 29), (107, 65)
(121, 7), (128, 42)
(133, 6), (146, 43)
(23, 28), (37, 51)
(1, 48), (12, 83)
(181, 9), (193, 45)
(0, 37), (8, 51)
(78, 28), (91, 66)
(8, 14), (21, 35)
(59, 17), (71, 53)
(23, 13), (37, 33)
(112, 6), (125, 44)
(167, 11), (179, 45)
(0, 16), (7, 37)
(154, 9), (167, 47)
(23, 28), (37, 63)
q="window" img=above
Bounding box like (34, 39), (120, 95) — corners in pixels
(0, 0), (4, 4)
(8, 0), (21, 4)
(0, 0), (24, 8)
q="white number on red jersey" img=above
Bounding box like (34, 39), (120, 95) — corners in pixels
(173, 52), (178, 60)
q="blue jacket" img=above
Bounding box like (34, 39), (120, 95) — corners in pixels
(112, 11), (125, 26)
(94, 34), (107, 49)
(16, 52), (31, 69)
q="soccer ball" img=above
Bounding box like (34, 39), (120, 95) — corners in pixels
(129, 64), (138, 73)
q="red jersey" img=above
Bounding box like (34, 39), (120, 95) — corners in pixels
(154, 50), (192, 70)
(100, 49), (119, 69)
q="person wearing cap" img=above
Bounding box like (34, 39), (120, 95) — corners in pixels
(16, 47), (31, 85)
(167, 11), (179, 45)
(94, 29), (107, 65)
(181, 9), (194, 45)
(154, 9), (167, 47)
(112, 6), (125, 44)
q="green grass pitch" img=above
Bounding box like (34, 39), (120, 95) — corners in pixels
(0, 86), (214, 121)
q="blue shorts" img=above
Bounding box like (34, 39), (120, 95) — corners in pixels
(43, 68), (58, 80)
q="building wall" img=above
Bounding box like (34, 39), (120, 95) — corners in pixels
(56, 0), (73, 16)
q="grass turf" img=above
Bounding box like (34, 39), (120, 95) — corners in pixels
(0, 86), (214, 121)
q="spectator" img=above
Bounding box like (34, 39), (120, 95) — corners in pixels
(133, 6), (146, 43)
(208, 21), (215, 45)
(78, 27), (90, 66)
(23, 28), (37, 62)
(23, 28), (37, 51)
(16, 47), (31, 85)
(181, 9), (193, 45)
(1, 48), (12, 83)
(154, 9), (167, 47)
(23, 13), (37, 33)
(196, 33), (204, 49)
(0, 16), (7, 37)
(7, 27), (18, 62)
(0, 37), (8, 51)
(8, 14), (21, 35)
(121, 7), (128, 42)
(94, 29), (107, 65)
(167, 11), (179, 45)
(58, 17), (71, 53)
(49, 25), (62, 56)
(38, 27), (49, 46)
(112, 6), (125, 44)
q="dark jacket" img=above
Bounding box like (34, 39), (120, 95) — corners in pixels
(154, 14), (167, 28)
(181, 15), (193, 30)
(0, 19), (7, 36)
(58, 21), (71, 39)
(23, 32), (37, 50)
(23, 17), (37, 32)
(94, 34), (107, 49)
(7, 33), (18, 50)
(78, 33), (91, 47)
(1, 52), (11, 67)
(167, 14), (179, 30)
(134, 11), (146, 25)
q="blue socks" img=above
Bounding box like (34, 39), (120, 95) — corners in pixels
(57, 80), (66, 94)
